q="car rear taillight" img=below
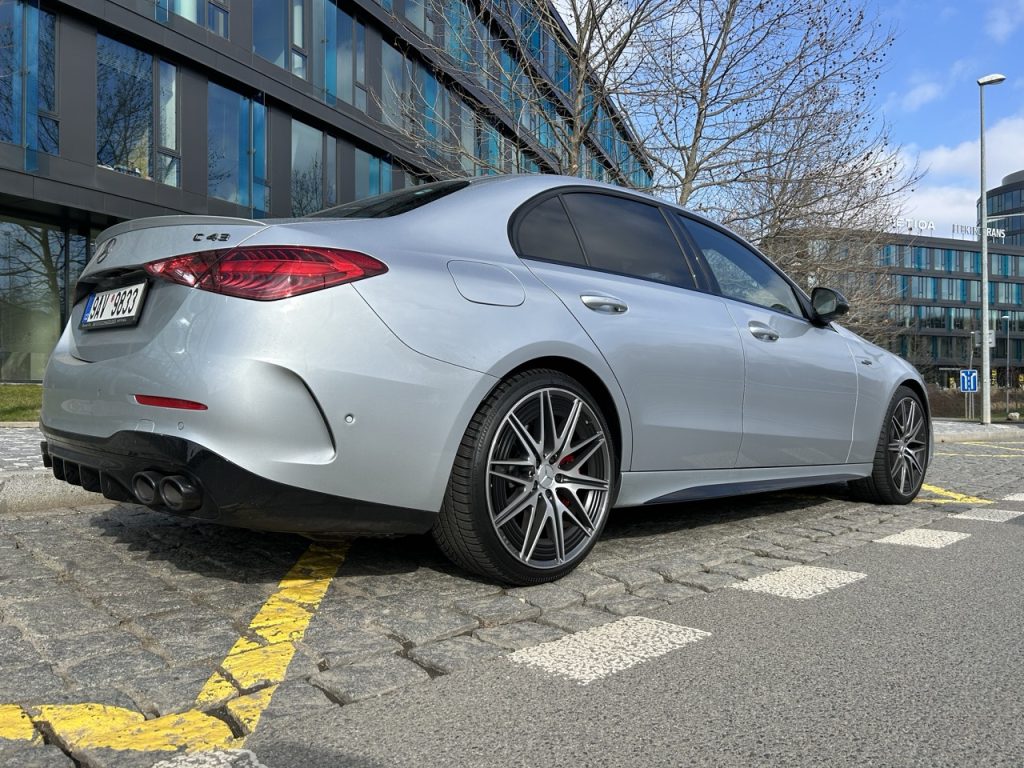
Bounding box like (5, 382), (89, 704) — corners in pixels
(144, 246), (387, 300)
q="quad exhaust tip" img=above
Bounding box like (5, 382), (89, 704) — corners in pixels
(131, 471), (202, 512)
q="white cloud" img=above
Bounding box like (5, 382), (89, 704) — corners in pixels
(901, 82), (942, 112)
(912, 114), (1024, 182)
(899, 111), (1024, 236)
(898, 184), (977, 238)
(985, 1), (1024, 43)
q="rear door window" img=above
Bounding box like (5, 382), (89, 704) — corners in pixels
(514, 195), (587, 266)
(561, 193), (696, 289)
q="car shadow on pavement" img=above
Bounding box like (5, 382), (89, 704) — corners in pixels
(83, 483), (857, 587)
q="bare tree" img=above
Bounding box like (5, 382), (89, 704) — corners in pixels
(373, 0), (663, 185)
(625, 0), (917, 338)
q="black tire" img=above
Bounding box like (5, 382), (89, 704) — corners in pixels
(849, 385), (929, 504)
(432, 369), (618, 585)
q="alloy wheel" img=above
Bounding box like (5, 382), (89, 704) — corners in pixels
(486, 386), (612, 570)
(887, 396), (927, 496)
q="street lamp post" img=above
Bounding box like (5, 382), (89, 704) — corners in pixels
(1004, 314), (1012, 418)
(978, 73), (1006, 425)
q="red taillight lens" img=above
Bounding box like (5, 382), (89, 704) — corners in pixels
(144, 246), (387, 301)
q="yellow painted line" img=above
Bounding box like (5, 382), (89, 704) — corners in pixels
(936, 452), (1024, 458)
(0, 704), (39, 743)
(960, 441), (1024, 453)
(919, 484), (992, 505)
(7, 541), (348, 754)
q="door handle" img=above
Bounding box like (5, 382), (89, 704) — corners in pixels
(580, 295), (628, 314)
(748, 322), (779, 342)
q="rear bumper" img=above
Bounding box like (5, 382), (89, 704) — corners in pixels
(40, 427), (435, 535)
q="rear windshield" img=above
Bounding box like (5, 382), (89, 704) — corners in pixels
(307, 180), (470, 219)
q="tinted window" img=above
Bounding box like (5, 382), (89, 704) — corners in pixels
(515, 196), (586, 266)
(561, 193), (694, 288)
(681, 216), (802, 316)
(309, 180), (467, 218)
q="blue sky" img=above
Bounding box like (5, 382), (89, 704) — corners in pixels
(875, 0), (1024, 235)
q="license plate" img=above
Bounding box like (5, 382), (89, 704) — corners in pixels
(80, 282), (147, 329)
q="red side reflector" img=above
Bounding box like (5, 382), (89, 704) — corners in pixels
(135, 395), (208, 411)
(144, 246), (387, 301)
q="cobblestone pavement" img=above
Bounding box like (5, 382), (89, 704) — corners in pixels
(0, 426), (47, 473)
(0, 433), (1021, 766)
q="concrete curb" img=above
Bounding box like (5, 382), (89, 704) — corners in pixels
(0, 470), (100, 515)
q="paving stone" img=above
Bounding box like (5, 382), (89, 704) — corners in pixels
(631, 582), (704, 604)
(0, 624), (43, 667)
(552, 570), (627, 600)
(743, 532), (813, 549)
(505, 583), (583, 612)
(740, 555), (800, 571)
(775, 526), (833, 541)
(452, 594), (540, 627)
(803, 520), (854, 535)
(536, 605), (617, 633)
(117, 663), (219, 717)
(0, 662), (69, 702)
(709, 562), (775, 581)
(300, 621), (403, 669)
(253, 680), (338, 726)
(0, 743), (76, 767)
(771, 548), (827, 564)
(800, 541), (854, 556)
(665, 571), (738, 592)
(29, 629), (148, 669)
(132, 611), (243, 663)
(729, 539), (793, 559)
(690, 548), (751, 568)
(591, 593), (670, 616)
(65, 649), (169, 689)
(312, 655), (429, 704)
(473, 621), (567, 651)
(370, 607), (478, 647)
(648, 553), (706, 581)
(5, 596), (119, 638)
(408, 635), (507, 675)
(96, 591), (195, 621)
(593, 563), (664, 590)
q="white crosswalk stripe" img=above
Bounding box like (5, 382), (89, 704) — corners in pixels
(509, 616), (710, 685)
(873, 529), (970, 548)
(951, 508), (1024, 523)
(729, 565), (866, 599)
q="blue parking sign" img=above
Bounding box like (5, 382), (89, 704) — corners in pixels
(959, 369), (978, 393)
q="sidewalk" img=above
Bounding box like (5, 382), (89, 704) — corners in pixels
(2, 419), (1022, 515)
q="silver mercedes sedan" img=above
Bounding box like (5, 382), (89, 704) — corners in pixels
(41, 175), (929, 584)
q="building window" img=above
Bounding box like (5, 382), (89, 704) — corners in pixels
(254, 0), (306, 77)
(207, 83), (268, 213)
(354, 148), (392, 199)
(291, 118), (323, 216)
(333, 7), (366, 110)
(0, 2), (59, 157)
(159, 0), (229, 36)
(156, 61), (179, 186)
(96, 37), (152, 179)
(0, 215), (89, 382)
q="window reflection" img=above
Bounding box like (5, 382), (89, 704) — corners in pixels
(291, 119), (323, 216)
(96, 36), (153, 178)
(1, 2), (59, 155)
(208, 84), (268, 214)
(0, 217), (65, 381)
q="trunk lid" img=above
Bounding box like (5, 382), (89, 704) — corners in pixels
(71, 216), (268, 363)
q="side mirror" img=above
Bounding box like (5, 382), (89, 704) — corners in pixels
(811, 287), (849, 323)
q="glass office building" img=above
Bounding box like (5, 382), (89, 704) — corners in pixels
(0, 0), (652, 381)
(981, 170), (1024, 248)
(882, 232), (1024, 386)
